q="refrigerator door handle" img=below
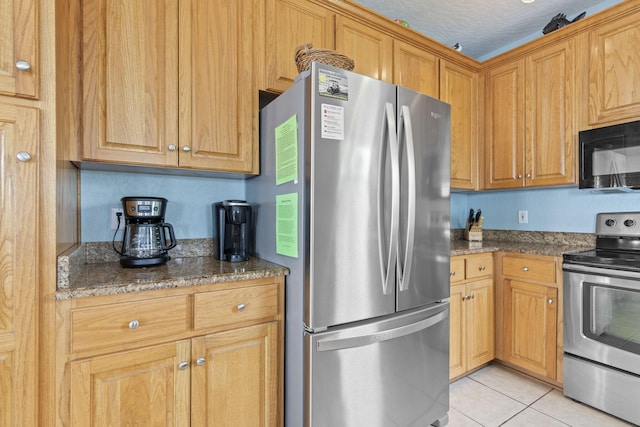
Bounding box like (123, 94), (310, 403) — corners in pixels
(316, 307), (448, 352)
(397, 105), (416, 291)
(378, 103), (400, 295)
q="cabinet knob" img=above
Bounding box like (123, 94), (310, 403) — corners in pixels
(178, 361), (189, 370)
(548, 298), (553, 304)
(450, 271), (456, 276)
(196, 357), (206, 366)
(479, 265), (486, 271)
(470, 294), (475, 299)
(237, 303), (246, 312)
(128, 320), (140, 329)
(15, 60), (31, 71)
(168, 144), (177, 151)
(522, 267), (529, 272)
(517, 174), (523, 179)
(16, 151), (32, 162)
(526, 173), (532, 178)
(182, 145), (191, 152)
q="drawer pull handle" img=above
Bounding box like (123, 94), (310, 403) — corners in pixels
(522, 267), (529, 272)
(178, 361), (189, 370)
(128, 320), (140, 329)
(479, 265), (486, 271)
(450, 271), (456, 276)
(196, 357), (206, 366)
(237, 303), (246, 312)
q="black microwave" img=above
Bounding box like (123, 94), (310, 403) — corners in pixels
(579, 119), (640, 191)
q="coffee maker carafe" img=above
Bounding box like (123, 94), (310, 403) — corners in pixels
(214, 200), (252, 262)
(118, 197), (176, 267)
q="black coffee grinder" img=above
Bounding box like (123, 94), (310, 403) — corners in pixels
(213, 200), (252, 262)
(116, 197), (177, 267)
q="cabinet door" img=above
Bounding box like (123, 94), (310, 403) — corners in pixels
(191, 322), (279, 427)
(525, 40), (576, 187)
(504, 280), (557, 378)
(0, 103), (38, 427)
(467, 279), (495, 371)
(82, 0), (179, 166)
(441, 61), (478, 190)
(0, 0), (38, 98)
(484, 61), (525, 189)
(70, 341), (191, 426)
(179, 0), (259, 173)
(589, 12), (640, 125)
(449, 283), (466, 380)
(335, 15), (392, 82)
(264, 0), (335, 93)
(393, 40), (439, 98)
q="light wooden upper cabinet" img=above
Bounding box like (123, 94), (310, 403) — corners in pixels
(179, 0), (259, 173)
(81, 0), (259, 174)
(525, 40), (576, 187)
(588, 11), (640, 126)
(0, 0), (38, 98)
(485, 60), (525, 189)
(82, 0), (179, 166)
(0, 103), (38, 427)
(393, 40), (439, 98)
(440, 61), (479, 190)
(335, 15), (393, 82)
(264, 0), (335, 93)
(485, 39), (575, 189)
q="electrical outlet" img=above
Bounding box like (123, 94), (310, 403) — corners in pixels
(111, 208), (124, 230)
(518, 210), (528, 224)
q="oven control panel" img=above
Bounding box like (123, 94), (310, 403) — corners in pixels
(596, 212), (640, 237)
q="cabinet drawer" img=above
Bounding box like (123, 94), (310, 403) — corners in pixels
(502, 255), (556, 283)
(466, 255), (493, 279)
(194, 284), (279, 331)
(450, 258), (465, 283)
(71, 296), (189, 353)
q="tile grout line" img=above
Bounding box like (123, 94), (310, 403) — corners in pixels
(464, 376), (572, 426)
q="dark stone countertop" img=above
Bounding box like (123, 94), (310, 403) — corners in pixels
(56, 253), (288, 300)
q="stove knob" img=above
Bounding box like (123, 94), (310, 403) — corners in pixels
(605, 219), (616, 227)
(624, 219), (636, 227)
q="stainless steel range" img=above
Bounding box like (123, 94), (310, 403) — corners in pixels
(563, 212), (640, 425)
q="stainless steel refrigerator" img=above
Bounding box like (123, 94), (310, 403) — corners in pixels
(248, 63), (451, 427)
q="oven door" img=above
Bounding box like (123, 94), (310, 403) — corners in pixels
(564, 264), (640, 375)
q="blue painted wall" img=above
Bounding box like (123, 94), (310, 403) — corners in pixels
(452, 187), (640, 233)
(81, 168), (640, 242)
(80, 170), (245, 242)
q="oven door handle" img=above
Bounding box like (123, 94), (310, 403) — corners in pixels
(563, 263), (640, 281)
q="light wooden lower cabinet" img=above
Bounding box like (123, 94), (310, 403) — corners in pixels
(495, 252), (563, 384)
(449, 253), (494, 380)
(58, 277), (284, 426)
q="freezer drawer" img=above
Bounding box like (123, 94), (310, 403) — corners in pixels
(305, 303), (449, 427)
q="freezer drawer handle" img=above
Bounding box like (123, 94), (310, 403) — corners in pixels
(316, 307), (448, 352)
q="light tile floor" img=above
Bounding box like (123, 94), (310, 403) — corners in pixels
(449, 364), (636, 426)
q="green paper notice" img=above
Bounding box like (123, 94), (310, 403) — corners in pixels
(276, 193), (298, 258)
(275, 114), (298, 185)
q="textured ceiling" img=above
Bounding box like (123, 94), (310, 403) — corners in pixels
(351, 0), (623, 60)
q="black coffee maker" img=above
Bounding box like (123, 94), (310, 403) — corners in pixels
(117, 197), (176, 267)
(213, 200), (252, 262)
